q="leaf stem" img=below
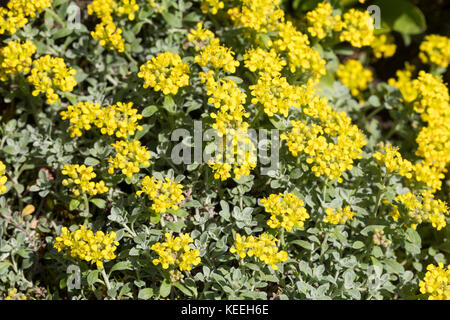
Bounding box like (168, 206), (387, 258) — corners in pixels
(45, 8), (67, 29)
(101, 267), (112, 291)
(82, 193), (90, 225)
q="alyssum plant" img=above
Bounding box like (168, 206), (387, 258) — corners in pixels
(0, 0), (449, 300)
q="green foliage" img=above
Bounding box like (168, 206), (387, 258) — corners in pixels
(0, 0), (448, 301)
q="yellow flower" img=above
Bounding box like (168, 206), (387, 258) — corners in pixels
(60, 101), (103, 138)
(27, 55), (77, 104)
(412, 71), (450, 170)
(250, 72), (315, 117)
(419, 34), (450, 69)
(138, 52), (190, 95)
(282, 96), (367, 183)
(117, 0), (139, 21)
(371, 33), (396, 60)
(108, 140), (151, 177)
(0, 0), (52, 35)
(336, 60), (373, 97)
(323, 206), (355, 225)
(91, 20), (125, 53)
(87, 0), (116, 21)
(208, 129), (257, 181)
(412, 161), (446, 192)
(0, 160), (7, 195)
(243, 48), (286, 75)
(200, 0), (224, 15)
(229, 233), (288, 270)
(186, 22), (219, 51)
(306, 2), (343, 40)
(260, 193), (310, 231)
(373, 143), (414, 179)
(388, 62), (417, 103)
(54, 225), (119, 269)
(151, 233), (201, 272)
(391, 191), (449, 230)
(419, 263), (450, 300)
(0, 7), (28, 35)
(272, 21), (326, 79)
(195, 43), (240, 74)
(0, 40), (36, 81)
(227, 0), (284, 33)
(96, 102), (143, 138)
(137, 176), (185, 213)
(372, 228), (391, 247)
(6, 0), (53, 18)
(61, 164), (109, 197)
(4, 288), (27, 300)
(340, 9), (375, 48)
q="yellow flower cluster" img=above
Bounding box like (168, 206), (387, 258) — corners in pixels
(243, 48), (286, 75)
(151, 233), (201, 272)
(138, 52), (190, 95)
(96, 102), (143, 138)
(0, 161), (7, 194)
(0, 0), (52, 35)
(87, 0), (137, 52)
(117, 0), (140, 20)
(419, 34), (450, 69)
(388, 63), (417, 103)
(419, 263), (450, 300)
(186, 22), (218, 51)
(413, 161), (446, 192)
(249, 72), (315, 117)
(0, 7), (27, 35)
(61, 164), (109, 197)
(4, 288), (27, 300)
(413, 71), (450, 171)
(207, 129), (257, 181)
(108, 140), (151, 177)
(373, 143), (414, 179)
(200, 0), (224, 15)
(323, 206), (355, 225)
(390, 191), (449, 230)
(272, 21), (326, 79)
(227, 0), (284, 33)
(87, 0), (116, 20)
(306, 2), (343, 40)
(373, 143), (445, 192)
(27, 55), (77, 104)
(88, 0), (139, 21)
(60, 101), (102, 138)
(195, 43), (240, 74)
(371, 33), (397, 60)
(91, 20), (125, 53)
(0, 40), (36, 81)
(229, 233), (288, 270)
(54, 225), (119, 268)
(61, 101), (143, 138)
(200, 71), (249, 136)
(336, 59), (373, 97)
(137, 176), (185, 213)
(192, 27), (256, 181)
(260, 193), (310, 231)
(339, 9), (375, 48)
(225, 0), (325, 79)
(372, 228), (392, 247)
(6, 0), (53, 17)
(282, 96), (367, 183)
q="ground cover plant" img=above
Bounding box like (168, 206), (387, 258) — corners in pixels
(0, 0), (449, 300)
